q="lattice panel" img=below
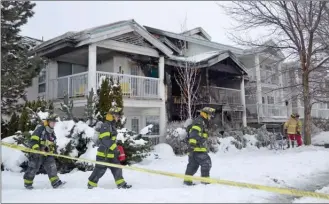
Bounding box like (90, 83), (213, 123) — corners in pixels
(110, 32), (153, 48)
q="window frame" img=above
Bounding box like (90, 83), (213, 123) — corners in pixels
(145, 115), (160, 135)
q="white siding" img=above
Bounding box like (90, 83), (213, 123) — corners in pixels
(97, 58), (114, 72)
(25, 77), (39, 101)
(184, 42), (218, 56)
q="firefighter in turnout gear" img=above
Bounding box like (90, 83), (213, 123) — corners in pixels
(87, 107), (132, 189)
(184, 107), (216, 186)
(284, 113), (302, 148)
(23, 113), (64, 189)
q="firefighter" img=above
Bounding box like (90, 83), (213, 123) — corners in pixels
(284, 113), (299, 148)
(87, 107), (132, 189)
(295, 114), (303, 147)
(183, 107), (216, 186)
(23, 113), (65, 189)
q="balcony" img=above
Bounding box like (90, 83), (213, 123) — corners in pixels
(260, 70), (279, 86)
(206, 86), (242, 106)
(247, 104), (288, 119)
(48, 71), (160, 100)
(173, 86), (242, 107)
(293, 107), (329, 119)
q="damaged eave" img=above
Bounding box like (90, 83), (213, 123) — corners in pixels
(207, 51), (248, 75)
(159, 37), (182, 55)
(29, 38), (78, 58)
(165, 59), (208, 68)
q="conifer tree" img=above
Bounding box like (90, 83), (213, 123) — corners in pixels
(112, 77), (125, 128)
(1, 1), (45, 115)
(96, 77), (112, 121)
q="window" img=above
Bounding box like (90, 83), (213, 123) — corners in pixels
(131, 118), (139, 133)
(57, 61), (87, 77)
(267, 96), (275, 104)
(38, 68), (46, 93)
(145, 116), (160, 135)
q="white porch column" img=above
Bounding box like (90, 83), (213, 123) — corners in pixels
(240, 75), (247, 127)
(158, 56), (167, 140)
(255, 54), (263, 118)
(88, 44), (97, 92)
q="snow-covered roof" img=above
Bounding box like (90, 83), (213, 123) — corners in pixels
(243, 39), (285, 59)
(33, 19), (174, 57)
(144, 26), (244, 55)
(168, 50), (248, 75)
(170, 51), (223, 63)
(180, 27), (212, 41)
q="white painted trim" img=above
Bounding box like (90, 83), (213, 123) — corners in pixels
(132, 24), (173, 56)
(88, 44), (97, 92)
(240, 75), (247, 127)
(145, 26), (244, 55)
(95, 40), (159, 57)
(76, 26), (134, 47)
(255, 54), (263, 118)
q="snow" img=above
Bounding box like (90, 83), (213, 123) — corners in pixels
(170, 51), (222, 63)
(53, 120), (76, 150)
(98, 76), (107, 88)
(172, 127), (187, 140)
(293, 185), (329, 203)
(2, 146), (329, 202)
(151, 143), (175, 159)
(1, 136), (28, 172)
(37, 111), (49, 120)
(139, 124), (153, 135)
(313, 132), (329, 145)
(76, 142), (98, 167)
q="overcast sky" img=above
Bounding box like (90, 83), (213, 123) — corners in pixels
(20, 1), (252, 48)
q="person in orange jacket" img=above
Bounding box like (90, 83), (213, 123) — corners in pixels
(284, 113), (302, 148)
(117, 140), (127, 165)
(295, 114), (303, 147)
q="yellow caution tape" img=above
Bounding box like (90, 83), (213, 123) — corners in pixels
(1, 141), (329, 200)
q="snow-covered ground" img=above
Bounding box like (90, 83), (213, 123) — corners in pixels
(2, 143), (329, 203)
(313, 131), (329, 145)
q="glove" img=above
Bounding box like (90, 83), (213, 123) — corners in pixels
(296, 131), (300, 135)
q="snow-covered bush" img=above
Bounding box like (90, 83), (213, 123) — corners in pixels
(165, 121), (189, 155)
(1, 136), (29, 172)
(166, 120), (222, 155)
(312, 118), (329, 132)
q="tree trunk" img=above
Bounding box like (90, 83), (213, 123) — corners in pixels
(302, 71), (312, 145)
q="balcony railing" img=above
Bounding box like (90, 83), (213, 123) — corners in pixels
(48, 72), (88, 99)
(48, 71), (160, 100)
(260, 70), (279, 85)
(173, 86), (242, 107)
(293, 107), (329, 119)
(206, 86), (242, 105)
(96, 71), (160, 99)
(246, 104), (288, 118)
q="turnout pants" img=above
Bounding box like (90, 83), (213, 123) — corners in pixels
(184, 152), (212, 184)
(88, 156), (126, 188)
(288, 134), (303, 147)
(23, 155), (60, 187)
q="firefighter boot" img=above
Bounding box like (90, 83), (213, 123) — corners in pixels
(292, 140), (295, 148)
(24, 184), (33, 190)
(183, 181), (196, 186)
(118, 183), (132, 189)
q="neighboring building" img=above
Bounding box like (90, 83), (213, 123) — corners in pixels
(26, 19), (328, 135)
(282, 61), (329, 120)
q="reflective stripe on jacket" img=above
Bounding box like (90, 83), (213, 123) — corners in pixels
(97, 121), (118, 158)
(187, 116), (209, 152)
